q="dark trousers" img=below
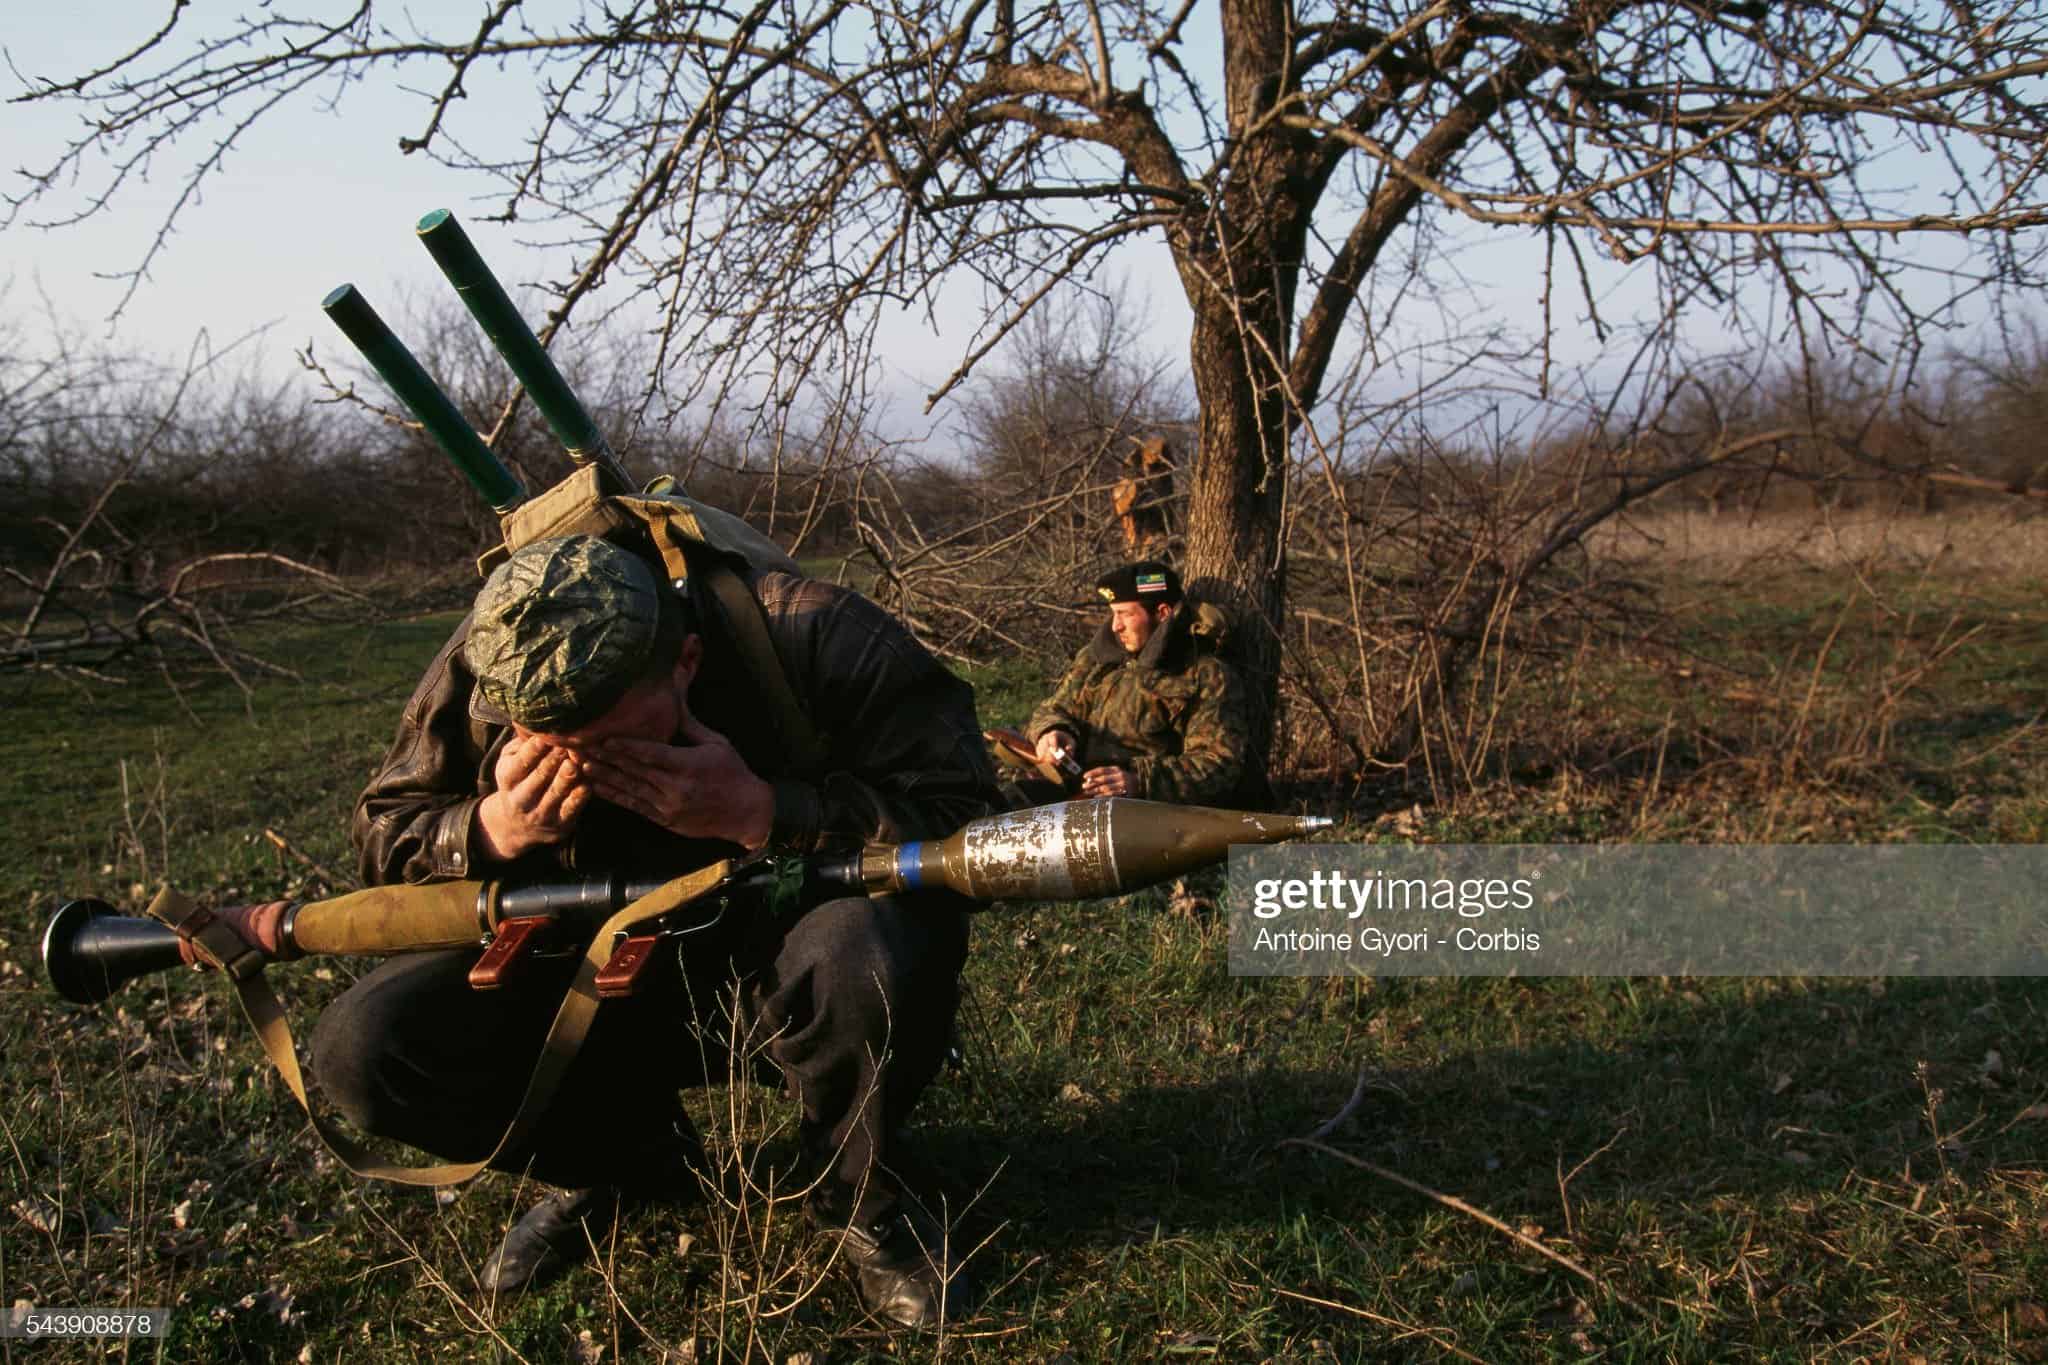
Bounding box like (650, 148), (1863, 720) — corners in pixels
(308, 895), (967, 1217)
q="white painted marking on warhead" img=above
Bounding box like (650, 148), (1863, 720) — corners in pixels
(1040, 801), (1076, 898)
(968, 801), (1079, 899)
(1100, 800), (1120, 892)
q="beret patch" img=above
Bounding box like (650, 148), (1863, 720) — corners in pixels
(1094, 559), (1183, 605)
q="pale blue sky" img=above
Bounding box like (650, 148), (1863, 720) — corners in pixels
(6, 0), (1150, 422)
(5, 3), (2015, 449)
(6, 5), (515, 364)
(4, 2), (1576, 419)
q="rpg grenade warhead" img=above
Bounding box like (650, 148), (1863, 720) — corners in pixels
(847, 798), (1332, 900)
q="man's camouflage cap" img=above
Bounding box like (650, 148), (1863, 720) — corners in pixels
(1096, 560), (1182, 606)
(463, 535), (686, 733)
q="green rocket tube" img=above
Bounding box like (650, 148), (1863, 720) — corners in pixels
(320, 284), (527, 513)
(414, 209), (631, 489)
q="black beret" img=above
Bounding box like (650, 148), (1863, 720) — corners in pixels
(1095, 560), (1182, 606)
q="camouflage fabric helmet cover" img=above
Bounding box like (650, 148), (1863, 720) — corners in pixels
(463, 534), (683, 733)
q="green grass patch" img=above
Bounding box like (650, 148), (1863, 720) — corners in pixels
(2, 590), (2045, 1362)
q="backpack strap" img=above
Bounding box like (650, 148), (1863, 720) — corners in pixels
(612, 495), (825, 775)
(699, 560), (828, 775)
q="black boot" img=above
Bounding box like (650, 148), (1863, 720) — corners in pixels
(813, 1192), (971, 1328)
(481, 1187), (624, 1294)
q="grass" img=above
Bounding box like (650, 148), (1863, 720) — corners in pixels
(2, 563), (2046, 1363)
(1380, 536), (2048, 847)
(1589, 505), (2048, 583)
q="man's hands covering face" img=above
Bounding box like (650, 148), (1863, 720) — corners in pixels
(475, 735), (592, 861)
(473, 707), (774, 863)
(581, 713), (775, 851)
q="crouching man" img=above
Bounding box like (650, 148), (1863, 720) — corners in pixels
(310, 534), (997, 1328)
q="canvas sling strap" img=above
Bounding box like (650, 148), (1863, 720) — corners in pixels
(148, 861), (736, 1187)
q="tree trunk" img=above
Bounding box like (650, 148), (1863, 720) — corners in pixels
(1179, 229), (1302, 789)
(1172, 0), (1312, 794)
(1181, 287), (1294, 793)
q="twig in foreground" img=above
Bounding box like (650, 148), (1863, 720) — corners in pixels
(1279, 1137), (1641, 1313)
(263, 827), (345, 889)
(1241, 1278), (1490, 1364)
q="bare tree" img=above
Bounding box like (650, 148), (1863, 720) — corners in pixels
(1944, 319), (2048, 498)
(959, 283), (1189, 545)
(0, 322), (365, 696)
(11, 0), (2048, 778)
(822, 282), (1194, 659)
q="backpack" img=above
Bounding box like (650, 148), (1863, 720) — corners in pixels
(481, 463), (825, 772)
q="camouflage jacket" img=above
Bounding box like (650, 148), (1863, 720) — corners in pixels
(353, 569), (998, 887)
(1026, 608), (1248, 805)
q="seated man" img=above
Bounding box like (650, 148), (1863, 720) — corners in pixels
(310, 533), (997, 1328)
(1011, 561), (1249, 807)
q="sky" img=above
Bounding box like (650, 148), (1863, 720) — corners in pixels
(2, 1), (1203, 442)
(6, 3), (2026, 459)
(0, 2), (1124, 439)
(7, 7), (513, 367)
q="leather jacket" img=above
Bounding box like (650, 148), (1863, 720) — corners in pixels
(352, 569), (999, 887)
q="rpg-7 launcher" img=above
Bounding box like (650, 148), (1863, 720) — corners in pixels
(45, 798), (1329, 1185)
(44, 799), (1331, 1005)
